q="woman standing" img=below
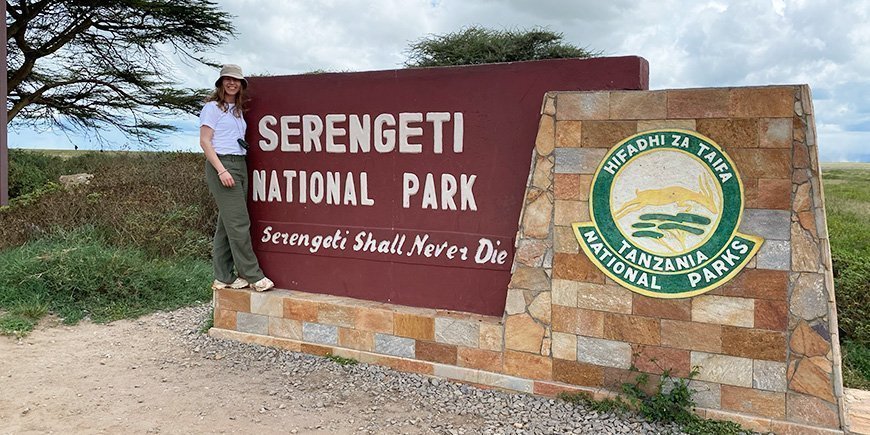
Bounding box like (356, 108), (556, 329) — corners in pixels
(199, 64), (274, 292)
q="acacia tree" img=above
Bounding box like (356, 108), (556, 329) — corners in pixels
(405, 26), (598, 67)
(5, 0), (235, 142)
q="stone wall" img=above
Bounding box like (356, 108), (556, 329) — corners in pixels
(211, 85), (845, 434)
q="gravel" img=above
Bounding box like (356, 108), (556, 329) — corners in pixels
(154, 303), (690, 434)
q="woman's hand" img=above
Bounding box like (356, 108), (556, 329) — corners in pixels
(219, 170), (235, 188)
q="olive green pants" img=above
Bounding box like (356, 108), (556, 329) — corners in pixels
(205, 155), (265, 283)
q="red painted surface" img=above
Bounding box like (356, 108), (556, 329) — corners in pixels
(246, 56), (648, 316)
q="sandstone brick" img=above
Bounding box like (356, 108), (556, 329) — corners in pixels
(730, 149), (791, 179)
(503, 351), (552, 380)
(580, 120), (638, 148)
(790, 321), (831, 357)
(217, 288), (250, 312)
(691, 352), (753, 387)
(720, 385), (786, 419)
(753, 360), (787, 392)
(457, 347), (502, 372)
(553, 359), (604, 387)
(797, 211), (817, 235)
(318, 304), (358, 328)
(713, 269), (788, 300)
(554, 148), (607, 175)
(703, 409), (772, 433)
(554, 226), (580, 254)
(794, 141), (810, 168)
(533, 381), (589, 397)
(521, 192), (552, 239)
(575, 283), (632, 314)
(602, 367), (658, 396)
(527, 292), (551, 323)
(250, 292), (284, 317)
(554, 173), (582, 200)
(269, 317), (302, 340)
(236, 312), (268, 335)
(666, 88), (729, 118)
(504, 314), (545, 353)
(604, 313), (660, 345)
(393, 313), (435, 341)
(355, 307), (393, 333)
(759, 118), (793, 148)
(553, 252), (605, 283)
(609, 91), (666, 120)
(531, 154), (553, 191)
(338, 328), (374, 351)
(284, 298), (318, 322)
(692, 295), (754, 327)
(555, 120), (582, 148)
(514, 239), (548, 267)
(376, 356), (434, 375)
(554, 200), (589, 226)
(535, 115), (555, 155)
(374, 333), (415, 358)
(747, 178), (791, 210)
(792, 222), (821, 273)
(415, 341), (457, 364)
(577, 336), (632, 369)
(637, 119), (696, 132)
(435, 317), (479, 347)
(552, 279), (578, 307)
(789, 356), (835, 403)
(506, 289), (526, 316)
(786, 393), (840, 428)
(632, 294), (690, 321)
(661, 320), (722, 353)
(729, 87), (795, 118)
(556, 92), (609, 121)
(214, 309), (236, 330)
(632, 345), (691, 378)
(552, 332), (577, 360)
(754, 299), (788, 331)
(508, 265), (550, 292)
(791, 273), (827, 320)
(479, 322), (503, 351)
(721, 326), (787, 361)
(696, 118), (759, 148)
(300, 343), (333, 357)
(552, 305), (604, 337)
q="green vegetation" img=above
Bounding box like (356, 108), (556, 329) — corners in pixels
(822, 164), (870, 389)
(325, 354), (359, 366)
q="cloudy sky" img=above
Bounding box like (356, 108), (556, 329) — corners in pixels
(10, 0), (870, 161)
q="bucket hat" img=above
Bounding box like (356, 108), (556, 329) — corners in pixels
(215, 64), (248, 88)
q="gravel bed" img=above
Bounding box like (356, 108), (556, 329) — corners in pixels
(154, 303), (690, 434)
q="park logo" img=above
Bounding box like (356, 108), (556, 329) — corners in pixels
(572, 129), (764, 298)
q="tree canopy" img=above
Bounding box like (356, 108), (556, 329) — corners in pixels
(5, 0), (235, 142)
(405, 26), (598, 68)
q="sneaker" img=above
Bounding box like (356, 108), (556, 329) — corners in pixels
(212, 277), (250, 290)
(252, 277), (274, 292)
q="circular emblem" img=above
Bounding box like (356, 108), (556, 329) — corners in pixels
(573, 129), (763, 298)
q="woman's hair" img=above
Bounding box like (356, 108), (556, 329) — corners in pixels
(206, 77), (248, 117)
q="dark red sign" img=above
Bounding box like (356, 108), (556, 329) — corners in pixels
(245, 57), (648, 316)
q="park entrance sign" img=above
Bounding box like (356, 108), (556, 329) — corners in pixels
(573, 130), (763, 298)
(244, 57), (649, 316)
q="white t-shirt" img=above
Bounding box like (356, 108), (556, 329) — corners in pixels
(199, 101), (247, 155)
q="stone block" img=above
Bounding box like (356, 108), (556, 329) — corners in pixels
(721, 385), (786, 419)
(692, 295), (755, 327)
(729, 87), (795, 118)
(554, 148), (607, 174)
(632, 345), (691, 378)
(335, 327), (372, 351)
(576, 336), (632, 369)
(575, 283), (633, 314)
(666, 88), (729, 118)
(435, 317), (480, 347)
(552, 305), (604, 337)
(300, 343), (333, 357)
(457, 347), (502, 372)
(721, 326), (786, 361)
(753, 360), (787, 392)
(527, 292), (551, 323)
(602, 367), (658, 396)
(790, 321), (831, 357)
(713, 269), (788, 300)
(515, 239), (548, 267)
(681, 380), (721, 409)
(317, 304), (358, 328)
(393, 312), (435, 341)
(554, 173), (581, 200)
(214, 309), (236, 330)
(661, 320), (722, 353)
(792, 222), (821, 272)
(284, 298), (319, 322)
(739, 209), (791, 241)
(603, 313), (661, 345)
(554, 200), (589, 226)
(535, 115), (555, 155)
(542, 93), (556, 115)
(553, 359), (604, 387)
(217, 288), (250, 312)
(632, 294), (691, 321)
(504, 289), (526, 315)
(374, 333), (415, 358)
(355, 307), (393, 334)
(508, 265), (550, 292)
(730, 148), (792, 179)
(696, 118), (759, 148)
(790, 273), (827, 320)
(531, 155), (553, 191)
(580, 120), (638, 148)
(521, 192), (553, 239)
(756, 240), (791, 271)
(552, 332), (577, 360)
(236, 312), (268, 335)
(637, 119), (696, 132)
(759, 118), (793, 148)
(479, 322), (503, 351)
(249, 292), (284, 317)
(554, 226), (580, 254)
(415, 341), (457, 365)
(504, 314), (545, 353)
(797, 211), (817, 236)
(303, 322), (338, 345)
(789, 356), (834, 403)
(748, 178), (791, 210)
(503, 351), (553, 380)
(269, 317), (302, 340)
(609, 91), (666, 120)
(553, 252), (605, 283)
(377, 356), (433, 376)
(556, 92), (609, 121)
(702, 409), (772, 433)
(691, 352), (753, 387)
(754, 299), (788, 331)
(786, 393), (840, 428)
(555, 120), (582, 148)
(552, 279), (577, 307)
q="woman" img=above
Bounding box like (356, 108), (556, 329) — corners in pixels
(200, 64), (274, 292)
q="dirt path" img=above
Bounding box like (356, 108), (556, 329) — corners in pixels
(0, 311), (436, 435)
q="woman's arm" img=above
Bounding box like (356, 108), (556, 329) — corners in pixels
(200, 125), (235, 188)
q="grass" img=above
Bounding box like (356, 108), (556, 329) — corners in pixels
(822, 164), (870, 389)
(0, 227), (212, 336)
